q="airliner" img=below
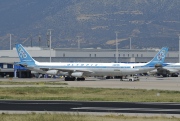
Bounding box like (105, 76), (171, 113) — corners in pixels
(15, 44), (168, 81)
(148, 63), (180, 77)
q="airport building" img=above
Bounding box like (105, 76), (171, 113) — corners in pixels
(0, 46), (179, 78)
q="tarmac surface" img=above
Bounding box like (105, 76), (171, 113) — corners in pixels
(65, 76), (180, 91)
(0, 76), (180, 91)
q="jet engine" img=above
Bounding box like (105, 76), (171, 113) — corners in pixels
(71, 72), (83, 77)
(46, 70), (59, 75)
(155, 64), (162, 68)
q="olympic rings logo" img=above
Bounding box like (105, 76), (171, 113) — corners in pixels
(157, 50), (165, 61)
(18, 47), (27, 59)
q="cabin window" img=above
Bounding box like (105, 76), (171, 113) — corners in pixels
(63, 53), (65, 57)
(89, 54), (91, 57)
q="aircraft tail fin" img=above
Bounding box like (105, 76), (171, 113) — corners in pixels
(16, 44), (36, 64)
(146, 47), (168, 67)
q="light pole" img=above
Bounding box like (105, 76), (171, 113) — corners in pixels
(129, 37), (132, 50)
(179, 35), (180, 63)
(77, 36), (80, 49)
(115, 32), (119, 63)
(9, 34), (12, 50)
(48, 29), (53, 62)
(30, 34), (33, 47)
(38, 35), (41, 47)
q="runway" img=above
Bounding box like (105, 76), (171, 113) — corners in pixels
(0, 100), (180, 115)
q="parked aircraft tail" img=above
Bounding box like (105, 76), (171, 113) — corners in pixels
(146, 47), (168, 67)
(15, 44), (37, 65)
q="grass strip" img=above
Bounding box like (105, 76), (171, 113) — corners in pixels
(0, 113), (179, 121)
(0, 81), (67, 85)
(0, 87), (179, 102)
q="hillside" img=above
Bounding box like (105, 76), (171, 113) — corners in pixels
(0, 0), (180, 50)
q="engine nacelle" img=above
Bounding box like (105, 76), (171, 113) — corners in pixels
(71, 72), (83, 77)
(46, 70), (58, 75)
(155, 64), (162, 68)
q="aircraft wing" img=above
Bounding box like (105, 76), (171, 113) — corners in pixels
(40, 68), (94, 73)
(165, 68), (179, 73)
(156, 67), (179, 74)
(39, 68), (94, 77)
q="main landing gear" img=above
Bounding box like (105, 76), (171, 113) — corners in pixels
(64, 76), (85, 81)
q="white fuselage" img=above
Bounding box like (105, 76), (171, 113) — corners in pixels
(28, 61), (155, 76)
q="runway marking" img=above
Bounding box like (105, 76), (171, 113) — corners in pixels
(72, 107), (180, 112)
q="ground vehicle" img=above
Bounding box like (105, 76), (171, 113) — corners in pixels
(120, 76), (139, 81)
